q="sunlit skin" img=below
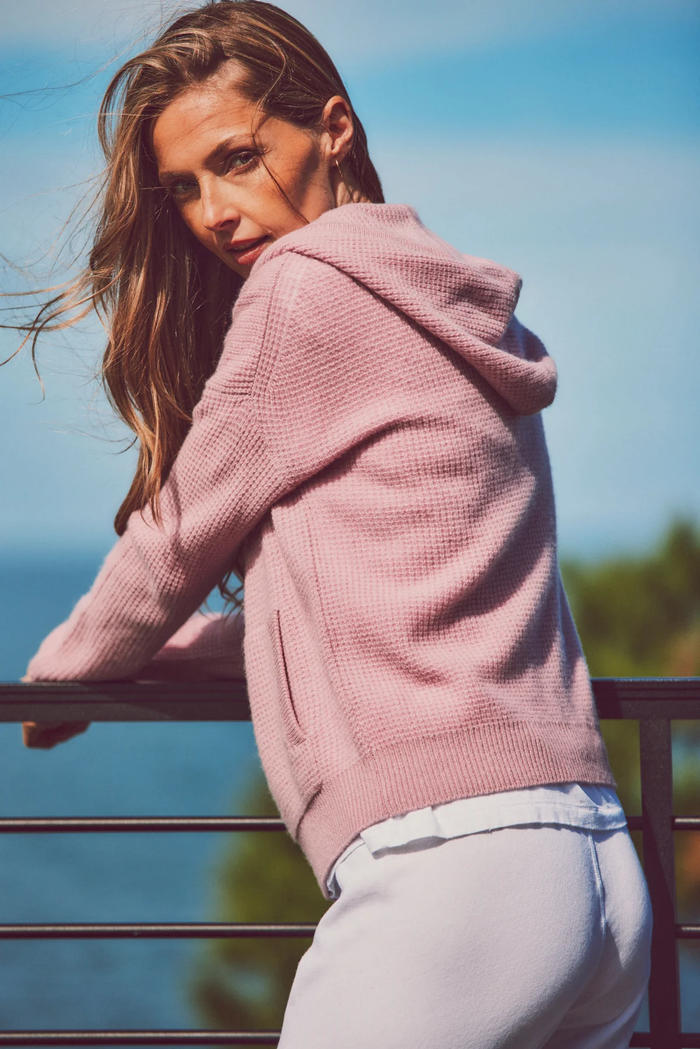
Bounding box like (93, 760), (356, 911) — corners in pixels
(22, 65), (369, 749)
(152, 63), (369, 280)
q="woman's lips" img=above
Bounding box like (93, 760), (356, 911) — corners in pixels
(226, 236), (270, 267)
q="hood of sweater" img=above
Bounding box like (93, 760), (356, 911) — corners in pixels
(259, 203), (557, 416)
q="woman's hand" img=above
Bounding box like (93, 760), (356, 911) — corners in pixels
(20, 675), (91, 749)
(22, 720), (91, 749)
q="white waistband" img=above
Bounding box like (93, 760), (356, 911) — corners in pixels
(327, 782), (626, 898)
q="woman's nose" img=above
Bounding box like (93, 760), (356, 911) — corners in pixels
(200, 181), (240, 232)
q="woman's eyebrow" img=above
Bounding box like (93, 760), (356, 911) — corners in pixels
(158, 169), (191, 186)
(158, 135), (255, 184)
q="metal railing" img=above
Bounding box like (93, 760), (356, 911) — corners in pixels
(0, 677), (699, 1048)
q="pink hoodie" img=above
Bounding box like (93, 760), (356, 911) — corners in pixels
(27, 204), (613, 891)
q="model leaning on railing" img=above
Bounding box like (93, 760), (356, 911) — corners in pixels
(6, 3), (652, 1046)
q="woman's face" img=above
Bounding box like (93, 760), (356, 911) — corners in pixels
(152, 65), (357, 279)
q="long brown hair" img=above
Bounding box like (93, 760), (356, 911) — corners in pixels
(5, 1), (383, 592)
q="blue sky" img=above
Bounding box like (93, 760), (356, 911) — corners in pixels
(1, 0), (698, 561)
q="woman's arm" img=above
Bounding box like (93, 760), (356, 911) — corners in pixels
(21, 251), (394, 741)
(22, 610), (245, 747)
(24, 392), (282, 685)
(137, 608), (246, 681)
(23, 263), (295, 695)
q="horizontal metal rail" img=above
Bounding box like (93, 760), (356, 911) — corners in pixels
(627, 815), (700, 831)
(0, 814), (698, 833)
(0, 1033), (698, 1049)
(0, 923), (316, 939)
(10, 921), (700, 940)
(0, 1034), (281, 1046)
(0, 1031), (698, 1048)
(630, 1039), (700, 1049)
(0, 817), (286, 833)
(0, 680), (251, 723)
(1, 677), (699, 722)
(1, 677), (699, 1049)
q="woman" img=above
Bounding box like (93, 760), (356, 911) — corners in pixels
(17, 2), (651, 1046)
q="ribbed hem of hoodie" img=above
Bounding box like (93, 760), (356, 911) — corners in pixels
(297, 718), (615, 897)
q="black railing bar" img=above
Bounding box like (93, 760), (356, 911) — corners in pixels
(629, 1039), (700, 1049)
(3, 815), (699, 833)
(674, 817), (700, 829)
(4, 919), (697, 941)
(0, 817), (286, 833)
(0, 923), (316, 940)
(6, 1035), (698, 1049)
(1, 677), (699, 723)
(614, 817), (700, 832)
(4, 919), (696, 941)
(0, 1033), (281, 1046)
(639, 717), (681, 1044)
(630, 1038), (700, 1049)
(592, 677), (700, 720)
(0, 680), (251, 724)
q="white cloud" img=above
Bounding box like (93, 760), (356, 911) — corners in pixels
(2, 0), (697, 64)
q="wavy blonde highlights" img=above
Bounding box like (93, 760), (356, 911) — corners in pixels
(4, 0), (383, 600)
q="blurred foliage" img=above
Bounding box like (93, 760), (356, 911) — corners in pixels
(188, 774), (330, 1030)
(561, 518), (700, 917)
(190, 518), (700, 1028)
(561, 519), (700, 679)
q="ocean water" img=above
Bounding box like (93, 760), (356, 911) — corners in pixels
(0, 554), (260, 1033)
(0, 555), (698, 1036)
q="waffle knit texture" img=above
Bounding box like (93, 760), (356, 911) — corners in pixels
(27, 203), (614, 893)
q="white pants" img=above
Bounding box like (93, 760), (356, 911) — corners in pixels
(279, 826), (652, 1049)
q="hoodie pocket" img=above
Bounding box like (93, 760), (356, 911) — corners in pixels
(269, 609), (321, 823)
(270, 609), (308, 749)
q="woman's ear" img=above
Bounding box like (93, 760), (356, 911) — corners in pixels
(320, 95), (355, 163)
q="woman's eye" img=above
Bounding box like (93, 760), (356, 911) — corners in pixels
(227, 151), (258, 172)
(169, 179), (196, 198)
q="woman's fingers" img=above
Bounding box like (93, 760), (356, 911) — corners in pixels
(20, 679), (91, 748)
(22, 721), (91, 749)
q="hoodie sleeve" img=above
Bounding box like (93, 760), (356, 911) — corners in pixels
(137, 610), (246, 681)
(25, 264), (295, 683)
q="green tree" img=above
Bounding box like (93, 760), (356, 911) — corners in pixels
(189, 774), (330, 1030)
(561, 518), (700, 912)
(561, 519), (700, 679)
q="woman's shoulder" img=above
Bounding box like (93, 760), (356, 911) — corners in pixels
(211, 251), (356, 396)
(236, 234), (376, 332)
(244, 202), (443, 307)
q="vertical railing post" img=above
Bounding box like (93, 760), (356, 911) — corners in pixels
(639, 718), (681, 1047)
